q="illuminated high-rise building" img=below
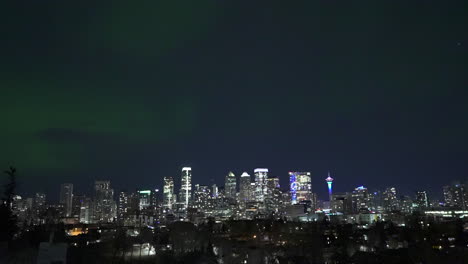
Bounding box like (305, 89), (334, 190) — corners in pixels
(352, 186), (370, 213)
(59, 183), (73, 217)
(266, 176), (282, 213)
(79, 197), (92, 224)
(289, 172), (312, 205)
(400, 195), (413, 214)
(193, 184), (210, 211)
(212, 184), (219, 198)
(179, 167), (192, 209)
(72, 194), (85, 218)
(33, 192), (46, 224)
(163, 177), (175, 209)
(118, 191), (130, 221)
(415, 191), (429, 209)
(443, 183), (467, 209)
(383, 187), (399, 212)
(138, 190), (151, 210)
(239, 172), (251, 204)
(93, 180), (115, 223)
(224, 171), (237, 199)
(254, 168), (268, 203)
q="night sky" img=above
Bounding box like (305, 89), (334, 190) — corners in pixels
(1, 1), (467, 201)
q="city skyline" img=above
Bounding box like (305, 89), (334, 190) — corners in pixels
(10, 166), (467, 203)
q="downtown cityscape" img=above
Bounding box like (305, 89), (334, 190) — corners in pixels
(1, 0), (467, 263)
(3, 167), (468, 263)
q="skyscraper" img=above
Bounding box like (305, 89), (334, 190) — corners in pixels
(254, 168), (268, 204)
(212, 184), (219, 198)
(383, 187), (399, 212)
(193, 184), (210, 211)
(224, 171), (237, 200)
(179, 167), (192, 209)
(266, 176), (282, 213)
(60, 183), (73, 217)
(94, 180), (115, 223)
(138, 190), (151, 210)
(118, 191), (130, 221)
(416, 191), (429, 209)
(72, 194), (85, 218)
(34, 192), (46, 224)
(239, 172), (251, 204)
(443, 183), (467, 209)
(289, 172), (312, 204)
(352, 186), (371, 213)
(163, 177), (175, 209)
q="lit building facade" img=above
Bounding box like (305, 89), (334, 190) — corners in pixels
(212, 184), (219, 198)
(93, 180), (115, 223)
(193, 184), (211, 212)
(163, 177), (175, 209)
(239, 172), (251, 205)
(59, 183), (73, 217)
(72, 195), (85, 218)
(33, 192), (46, 224)
(138, 190), (151, 210)
(266, 177), (282, 213)
(416, 191), (429, 209)
(224, 171), (237, 200)
(179, 167), (192, 210)
(79, 197), (92, 224)
(352, 186), (371, 213)
(383, 187), (399, 212)
(443, 183), (467, 209)
(254, 168), (268, 203)
(289, 172), (312, 205)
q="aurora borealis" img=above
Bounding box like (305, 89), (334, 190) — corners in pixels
(1, 1), (467, 199)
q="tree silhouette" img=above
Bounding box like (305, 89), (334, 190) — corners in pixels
(0, 166), (18, 246)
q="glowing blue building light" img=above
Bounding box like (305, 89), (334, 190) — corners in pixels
(325, 172), (334, 202)
(290, 172), (297, 204)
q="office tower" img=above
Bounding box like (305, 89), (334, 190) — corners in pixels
(325, 172), (334, 202)
(266, 176), (282, 213)
(443, 183), (467, 209)
(193, 184), (210, 211)
(224, 171), (237, 199)
(212, 184), (219, 198)
(60, 183), (73, 217)
(254, 168), (268, 203)
(118, 191), (130, 221)
(415, 191), (429, 209)
(352, 186), (371, 213)
(79, 197), (92, 224)
(331, 193), (352, 213)
(94, 180), (115, 223)
(289, 172), (312, 205)
(383, 187), (399, 212)
(33, 192), (46, 224)
(11, 195), (25, 221)
(163, 177), (175, 209)
(179, 167), (192, 209)
(239, 172), (251, 204)
(400, 195), (413, 214)
(72, 195), (85, 218)
(138, 190), (151, 210)
(152, 189), (160, 210)
(369, 190), (383, 212)
(118, 191), (139, 221)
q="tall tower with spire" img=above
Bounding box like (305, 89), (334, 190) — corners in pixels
(325, 172), (334, 202)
